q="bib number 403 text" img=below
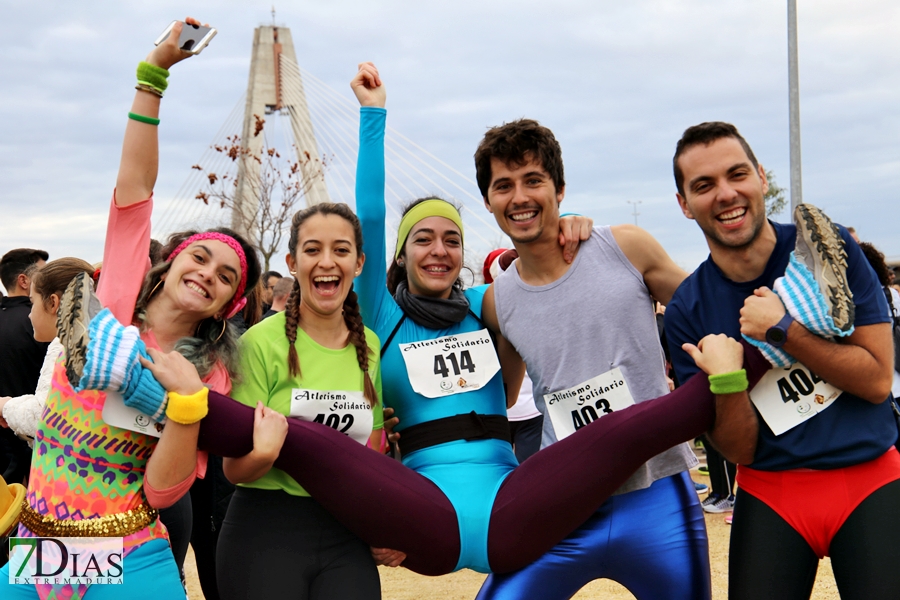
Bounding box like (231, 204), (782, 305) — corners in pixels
(571, 399), (613, 431)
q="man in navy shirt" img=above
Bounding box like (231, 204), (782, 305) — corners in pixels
(666, 121), (900, 599)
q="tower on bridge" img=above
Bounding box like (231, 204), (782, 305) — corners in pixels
(233, 24), (330, 238)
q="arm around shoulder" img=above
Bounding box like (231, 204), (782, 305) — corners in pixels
(611, 224), (687, 305)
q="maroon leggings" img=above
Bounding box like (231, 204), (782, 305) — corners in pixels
(198, 342), (769, 575)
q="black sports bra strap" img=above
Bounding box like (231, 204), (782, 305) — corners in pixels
(380, 314), (407, 358)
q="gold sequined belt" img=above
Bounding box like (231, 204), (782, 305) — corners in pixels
(19, 501), (158, 537)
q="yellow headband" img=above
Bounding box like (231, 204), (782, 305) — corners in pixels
(395, 200), (465, 259)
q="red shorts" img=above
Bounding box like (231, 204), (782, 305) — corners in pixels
(736, 449), (900, 558)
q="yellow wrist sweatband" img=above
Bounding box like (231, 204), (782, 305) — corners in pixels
(166, 388), (209, 425)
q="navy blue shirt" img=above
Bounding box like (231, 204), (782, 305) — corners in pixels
(666, 221), (895, 471)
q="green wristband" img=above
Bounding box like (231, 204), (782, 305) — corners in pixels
(128, 112), (160, 126)
(708, 369), (748, 395)
(136, 61), (169, 93)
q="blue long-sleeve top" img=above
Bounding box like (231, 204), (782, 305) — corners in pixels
(354, 106), (517, 572)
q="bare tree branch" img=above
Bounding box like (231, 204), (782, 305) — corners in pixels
(194, 119), (328, 271)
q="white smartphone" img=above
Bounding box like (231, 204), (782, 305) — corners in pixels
(154, 21), (217, 55)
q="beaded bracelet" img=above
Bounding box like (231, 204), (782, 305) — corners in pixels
(166, 387), (209, 425)
(708, 370), (749, 395)
(128, 112), (160, 126)
(136, 61), (169, 94)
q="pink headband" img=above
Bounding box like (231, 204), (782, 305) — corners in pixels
(166, 232), (249, 319)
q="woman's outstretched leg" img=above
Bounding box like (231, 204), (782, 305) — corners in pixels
(486, 340), (770, 573)
(197, 392), (461, 575)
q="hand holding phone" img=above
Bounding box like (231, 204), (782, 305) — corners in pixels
(155, 20), (217, 55)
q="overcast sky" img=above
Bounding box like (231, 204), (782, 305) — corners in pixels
(1, 0), (897, 291)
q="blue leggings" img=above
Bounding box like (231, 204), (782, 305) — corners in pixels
(0, 538), (184, 599)
(476, 472), (710, 600)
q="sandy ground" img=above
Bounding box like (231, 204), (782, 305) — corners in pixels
(182, 473), (841, 600)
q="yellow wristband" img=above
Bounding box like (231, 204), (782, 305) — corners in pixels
(166, 388), (209, 425)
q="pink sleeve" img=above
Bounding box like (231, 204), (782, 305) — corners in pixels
(97, 191), (153, 325)
(144, 460), (198, 509)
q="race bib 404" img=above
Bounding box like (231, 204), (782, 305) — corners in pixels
(749, 363), (842, 436)
(289, 389), (374, 445)
(399, 330), (500, 398)
(543, 368), (635, 441)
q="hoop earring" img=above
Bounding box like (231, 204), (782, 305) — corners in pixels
(213, 319), (227, 344)
(149, 279), (164, 298)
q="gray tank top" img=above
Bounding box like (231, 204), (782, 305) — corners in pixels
(494, 227), (697, 494)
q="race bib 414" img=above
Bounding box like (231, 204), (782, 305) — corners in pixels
(399, 330), (500, 398)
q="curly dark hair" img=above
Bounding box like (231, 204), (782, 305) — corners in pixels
(474, 119), (565, 199)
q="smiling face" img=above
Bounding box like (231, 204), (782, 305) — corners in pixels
(484, 156), (564, 245)
(400, 216), (462, 299)
(161, 240), (242, 320)
(675, 137), (769, 251)
(287, 213), (365, 319)
(28, 284), (58, 343)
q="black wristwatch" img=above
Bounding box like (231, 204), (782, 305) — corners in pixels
(765, 313), (794, 347)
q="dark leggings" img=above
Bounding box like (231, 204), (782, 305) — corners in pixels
(699, 435), (737, 497)
(198, 341), (769, 576)
(729, 479), (900, 600)
(158, 492), (192, 576)
(217, 488), (380, 600)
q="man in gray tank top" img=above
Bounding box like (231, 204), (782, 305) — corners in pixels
(472, 119), (712, 600)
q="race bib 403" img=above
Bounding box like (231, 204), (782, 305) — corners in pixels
(749, 363), (841, 436)
(543, 368), (635, 440)
(399, 330), (500, 398)
(289, 389), (373, 445)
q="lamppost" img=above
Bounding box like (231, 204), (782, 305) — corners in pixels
(788, 0), (803, 210)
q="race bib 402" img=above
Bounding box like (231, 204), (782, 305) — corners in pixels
(289, 389), (374, 445)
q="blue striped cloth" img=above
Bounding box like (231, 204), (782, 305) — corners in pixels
(743, 252), (854, 367)
(78, 308), (168, 422)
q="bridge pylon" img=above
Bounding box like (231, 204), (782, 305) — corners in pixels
(232, 25), (330, 238)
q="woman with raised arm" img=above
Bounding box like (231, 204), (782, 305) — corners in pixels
(0, 19), (261, 600)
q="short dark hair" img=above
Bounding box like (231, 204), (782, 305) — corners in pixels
(1, 248), (49, 290)
(673, 122), (759, 197)
(272, 276), (294, 299)
(263, 270), (283, 282)
(474, 119), (565, 198)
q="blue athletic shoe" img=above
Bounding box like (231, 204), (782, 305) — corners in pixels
(693, 481), (709, 495)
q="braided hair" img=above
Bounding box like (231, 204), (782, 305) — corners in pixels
(284, 203), (379, 408)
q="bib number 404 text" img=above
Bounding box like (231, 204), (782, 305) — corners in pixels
(777, 368), (824, 404)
